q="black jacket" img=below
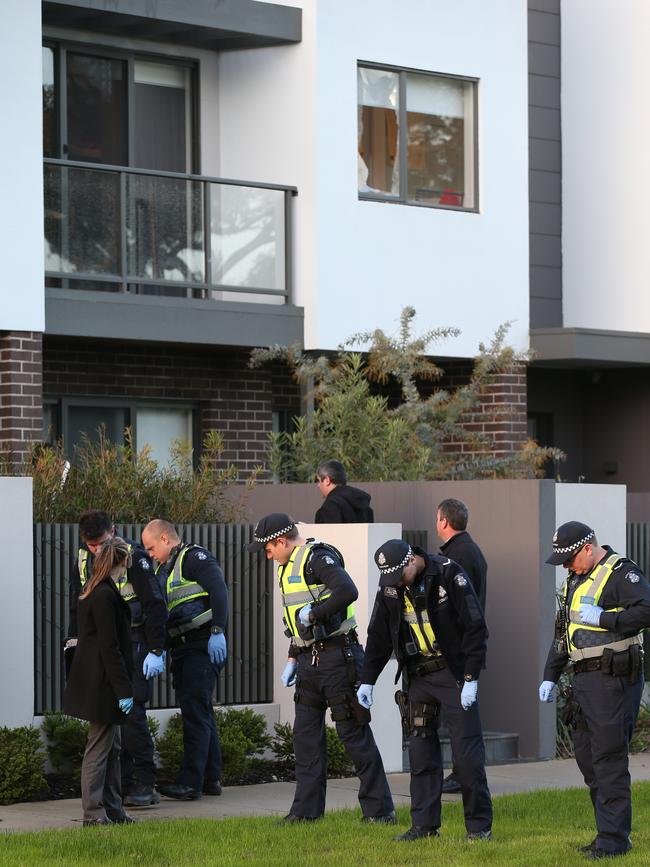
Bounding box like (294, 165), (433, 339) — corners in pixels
(63, 579), (133, 724)
(361, 547), (488, 685)
(69, 539), (167, 651)
(440, 531), (487, 610)
(157, 543), (229, 635)
(285, 540), (358, 653)
(544, 546), (650, 682)
(315, 485), (374, 524)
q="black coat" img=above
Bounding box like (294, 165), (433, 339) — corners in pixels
(315, 485), (374, 523)
(63, 579), (133, 724)
(440, 531), (487, 610)
(361, 548), (488, 685)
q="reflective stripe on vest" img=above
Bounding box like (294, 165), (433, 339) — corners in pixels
(165, 545), (210, 615)
(402, 592), (436, 655)
(278, 543), (356, 647)
(566, 553), (634, 655)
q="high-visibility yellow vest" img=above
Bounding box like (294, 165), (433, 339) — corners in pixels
(78, 544), (143, 627)
(278, 543), (356, 648)
(160, 544), (212, 636)
(565, 552), (643, 660)
(402, 591), (436, 656)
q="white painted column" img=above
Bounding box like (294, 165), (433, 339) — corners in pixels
(0, 478), (35, 726)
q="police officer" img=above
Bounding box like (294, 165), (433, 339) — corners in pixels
(67, 510), (167, 808)
(246, 513), (394, 823)
(539, 521), (650, 860)
(436, 497), (488, 794)
(357, 539), (492, 842)
(141, 519), (227, 800)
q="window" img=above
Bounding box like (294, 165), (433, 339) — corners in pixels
(358, 63), (477, 210)
(48, 399), (196, 466)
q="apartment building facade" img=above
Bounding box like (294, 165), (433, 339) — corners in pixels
(2, 0), (645, 510)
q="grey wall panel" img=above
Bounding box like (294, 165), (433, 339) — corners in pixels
(528, 0), (562, 329)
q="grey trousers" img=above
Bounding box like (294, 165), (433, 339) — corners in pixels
(81, 723), (123, 822)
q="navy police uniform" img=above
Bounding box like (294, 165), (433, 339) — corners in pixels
(156, 543), (228, 794)
(543, 522), (650, 857)
(247, 514), (394, 821)
(361, 541), (492, 837)
(69, 539), (167, 796)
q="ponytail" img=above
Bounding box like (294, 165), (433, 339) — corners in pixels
(79, 536), (131, 599)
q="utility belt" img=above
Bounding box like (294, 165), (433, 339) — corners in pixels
(568, 633), (643, 662)
(293, 630), (359, 655)
(571, 643), (643, 679)
(407, 654), (447, 677)
(168, 624), (212, 649)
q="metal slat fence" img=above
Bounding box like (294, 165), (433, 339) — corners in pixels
(34, 523), (274, 715)
(626, 522), (650, 680)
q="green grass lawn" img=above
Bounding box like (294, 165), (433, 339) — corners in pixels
(2, 783), (650, 867)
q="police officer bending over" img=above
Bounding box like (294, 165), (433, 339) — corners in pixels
(540, 521), (650, 860)
(357, 540), (492, 842)
(67, 510), (167, 808)
(142, 519), (228, 800)
(247, 513), (395, 824)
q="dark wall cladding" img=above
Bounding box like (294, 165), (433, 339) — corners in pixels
(528, 0), (562, 327)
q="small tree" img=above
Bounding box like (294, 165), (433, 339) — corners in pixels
(251, 307), (564, 481)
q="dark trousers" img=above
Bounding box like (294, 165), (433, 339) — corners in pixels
(291, 642), (394, 819)
(170, 640), (222, 791)
(80, 724), (123, 822)
(121, 638), (156, 790)
(572, 670), (643, 853)
(408, 667), (492, 833)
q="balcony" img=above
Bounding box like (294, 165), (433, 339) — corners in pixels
(43, 159), (302, 347)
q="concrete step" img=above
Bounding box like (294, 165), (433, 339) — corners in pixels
(402, 731), (519, 771)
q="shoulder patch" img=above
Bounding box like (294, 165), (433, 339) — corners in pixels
(628, 573), (641, 584)
(455, 574), (467, 587)
(139, 558), (150, 570)
(323, 555), (336, 566)
(384, 586), (398, 598)
(196, 551), (207, 561)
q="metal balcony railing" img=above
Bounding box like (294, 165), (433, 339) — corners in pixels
(44, 158), (297, 302)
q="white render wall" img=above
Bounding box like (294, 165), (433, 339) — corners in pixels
(561, 1), (650, 333)
(220, 0), (530, 356)
(1, 0), (45, 332)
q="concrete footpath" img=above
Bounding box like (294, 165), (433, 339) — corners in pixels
(2, 756), (650, 833)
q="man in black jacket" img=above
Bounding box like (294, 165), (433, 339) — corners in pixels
(436, 498), (487, 793)
(539, 521), (650, 860)
(67, 510), (167, 807)
(314, 459), (374, 523)
(357, 539), (492, 842)
(246, 513), (394, 824)
(142, 519), (228, 801)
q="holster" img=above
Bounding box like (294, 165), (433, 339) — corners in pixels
(410, 698), (440, 738)
(327, 691), (370, 726)
(395, 690), (410, 747)
(559, 685), (588, 732)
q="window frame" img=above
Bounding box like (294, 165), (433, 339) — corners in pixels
(52, 396), (199, 464)
(43, 38), (200, 173)
(357, 60), (479, 214)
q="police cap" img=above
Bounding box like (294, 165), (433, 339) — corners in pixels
(374, 539), (413, 586)
(246, 513), (296, 552)
(546, 521), (595, 566)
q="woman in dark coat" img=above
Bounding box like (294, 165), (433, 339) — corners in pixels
(63, 536), (135, 826)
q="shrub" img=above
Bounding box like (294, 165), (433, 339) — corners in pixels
(0, 726), (48, 805)
(155, 713), (184, 784)
(270, 721), (294, 764)
(630, 703), (650, 753)
(41, 712), (89, 784)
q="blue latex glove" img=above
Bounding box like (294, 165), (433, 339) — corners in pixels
(539, 681), (556, 702)
(119, 697), (134, 714)
(143, 652), (165, 679)
(579, 603), (604, 627)
(208, 632), (227, 666)
(357, 684), (374, 710)
(281, 659), (297, 687)
(298, 604), (312, 627)
(460, 681), (478, 710)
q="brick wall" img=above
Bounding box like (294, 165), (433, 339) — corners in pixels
(43, 338), (300, 480)
(0, 331), (43, 466)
